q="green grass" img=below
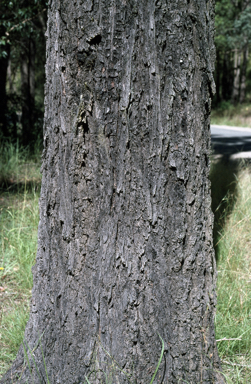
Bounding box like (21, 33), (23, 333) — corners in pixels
(0, 190), (40, 375)
(0, 139), (42, 188)
(0, 142), (251, 383)
(212, 163), (251, 383)
(0, 141), (41, 376)
(211, 101), (251, 127)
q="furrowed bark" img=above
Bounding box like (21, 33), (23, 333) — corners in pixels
(1, 0), (225, 383)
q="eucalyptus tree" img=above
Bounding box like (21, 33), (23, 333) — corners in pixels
(1, 0), (224, 383)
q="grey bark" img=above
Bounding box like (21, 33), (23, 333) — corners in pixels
(1, 0), (224, 383)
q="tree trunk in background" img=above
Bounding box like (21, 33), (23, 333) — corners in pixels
(21, 37), (35, 146)
(222, 51), (232, 102)
(7, 57), (13, 93)
(232, 48), (241, 104)
(240, 46), (248, 103)
(215, 49), (221, 103)
(0, 46), (10, 138)
(1, 1), (224, 383)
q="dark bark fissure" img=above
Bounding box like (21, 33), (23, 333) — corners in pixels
(89, 34), (102, 46)
(1, 1), (225, 383)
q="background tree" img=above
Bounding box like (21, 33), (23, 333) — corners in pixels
(1, 0), (225, 383)
(214, 0), (251, 104)
(0, 0), (47, 145)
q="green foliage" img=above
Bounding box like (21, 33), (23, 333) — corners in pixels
(215, 0), (236, 51)
(215, 1), (251, 51)
(214, 0), (251, 105)
(0, 0), (47, 43)
(233, 6), (251, 46)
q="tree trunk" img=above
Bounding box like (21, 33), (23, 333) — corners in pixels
(222, 51), (232, 102)
(0, 45), (10, 139)
(1, 1), (224, 383)
(7, 56), (14, 93)
(21, 37), (36, 146)
(232, 48), (241, 104)
(240, 46), (248, 103)
(215, 49), (221, 103)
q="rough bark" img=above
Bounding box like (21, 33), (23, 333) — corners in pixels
(1, 0), (224, 383)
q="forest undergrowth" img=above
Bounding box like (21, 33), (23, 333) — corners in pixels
(0, 141), (41, 377)
(0, 142), (250, 383)
(211, 102), (251, 128)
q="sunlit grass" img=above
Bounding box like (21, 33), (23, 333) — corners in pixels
(211, 163), (251, 383)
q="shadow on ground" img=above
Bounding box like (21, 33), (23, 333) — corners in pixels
(0, 179), (41, 195)
(211, 134), (251, 156)
(0, 167), (41, 210)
